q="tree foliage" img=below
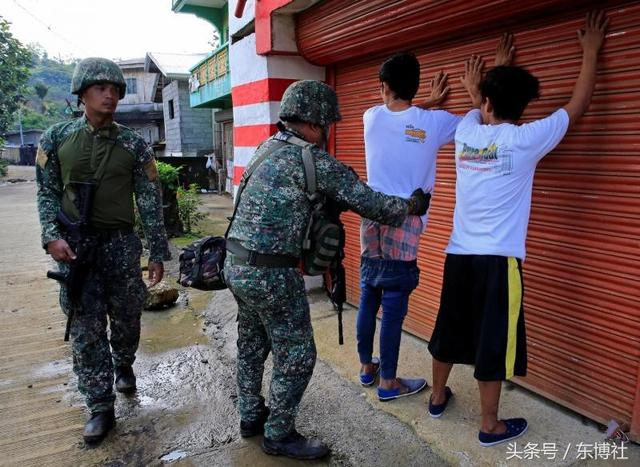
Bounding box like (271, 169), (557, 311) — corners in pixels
(14, 45), (77, 131)
(0, 17), (32, 135)
(34, 81), (48, 100)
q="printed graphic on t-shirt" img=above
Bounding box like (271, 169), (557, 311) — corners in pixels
(404, 124), (426, 144)
(458, 142), (513, 175)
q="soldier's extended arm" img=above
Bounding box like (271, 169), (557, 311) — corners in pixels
(36, 128), (64, 249)
(315, 150), (409, 227)
(133, 148), (170, 264)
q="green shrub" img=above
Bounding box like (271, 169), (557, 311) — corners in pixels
(0, 158), (8, 177)
(177, 184), (205, 234)
(156, 161), (182, 191)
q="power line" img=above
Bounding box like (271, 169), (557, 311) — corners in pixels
(10, 0), (89, 55)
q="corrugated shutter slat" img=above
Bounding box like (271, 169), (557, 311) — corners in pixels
(300, 0), (640, 436)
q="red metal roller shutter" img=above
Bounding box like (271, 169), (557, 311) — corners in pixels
(297, 0), (606, 66)
(314, 2), (640, 436)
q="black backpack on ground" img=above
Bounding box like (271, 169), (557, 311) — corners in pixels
(177, 236), (227, 290)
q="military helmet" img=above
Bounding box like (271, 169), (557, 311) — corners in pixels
(279, 80), (342, 127)
(71, 57), (126, 98)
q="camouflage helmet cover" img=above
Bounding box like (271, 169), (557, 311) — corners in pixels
(71, 57), (126, 99)
(279, 80), (342, 127)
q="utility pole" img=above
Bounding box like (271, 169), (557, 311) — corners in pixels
(17, 109), (24, 146)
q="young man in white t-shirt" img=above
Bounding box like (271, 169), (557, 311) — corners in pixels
(427, 12), (609, 446)
(357, 52), (461, 401)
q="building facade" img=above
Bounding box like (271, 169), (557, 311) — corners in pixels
(116, 58), (165, 147)
(145, 52), (214, 158)
(173, 0), (640, 440)
(172, 0), (234, 192)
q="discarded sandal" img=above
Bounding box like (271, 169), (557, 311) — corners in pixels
(478, 418), (528, 447)
(359, 357), (380, 387)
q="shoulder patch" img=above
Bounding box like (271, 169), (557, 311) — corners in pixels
(144, 158), (159, 181)
(36, 146), (49, 169)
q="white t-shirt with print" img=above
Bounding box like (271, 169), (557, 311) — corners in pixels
(364, 105), (461, 227)
(446, 108), (570, 259)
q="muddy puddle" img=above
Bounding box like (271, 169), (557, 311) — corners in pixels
(140, 288), (211, 355)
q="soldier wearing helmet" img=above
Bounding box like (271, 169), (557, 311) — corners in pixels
(35, 57), (169, 443)
(224, 80), (430, 459)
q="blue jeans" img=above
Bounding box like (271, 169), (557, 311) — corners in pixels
(356, 257), (420, 380)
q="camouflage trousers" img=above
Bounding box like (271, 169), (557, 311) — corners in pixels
(59, 232), (147, 413)
(224, 258), (317, 441)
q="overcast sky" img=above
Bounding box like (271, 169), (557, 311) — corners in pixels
(2, 0), (215, 61)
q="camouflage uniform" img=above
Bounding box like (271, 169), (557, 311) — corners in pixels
(36, 113), (169, 413)
(226, 82), (412, 440)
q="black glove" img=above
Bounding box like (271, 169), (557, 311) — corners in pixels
(407, 188), (431, 216)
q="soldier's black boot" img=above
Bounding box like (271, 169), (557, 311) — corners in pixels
(83, 409), (115, 444)
(262, 431), (329, 460)
(115, 365), (136, 393)
(240, 407), (270, 438)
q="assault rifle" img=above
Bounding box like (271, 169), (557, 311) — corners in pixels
(47, 182), (98, 341)
(323, 197), (347, 345)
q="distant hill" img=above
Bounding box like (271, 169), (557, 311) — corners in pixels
(15, 51), (78, 131)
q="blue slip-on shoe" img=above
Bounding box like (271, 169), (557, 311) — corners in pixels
(359, 357), (380, 387)
(478, 418), (528, 447)
(377, 377), (428, 402)
(428, 386), (453, 418)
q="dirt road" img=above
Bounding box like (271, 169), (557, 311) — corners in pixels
(0, 166), (443, 466)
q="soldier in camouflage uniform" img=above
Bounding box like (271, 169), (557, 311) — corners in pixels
(36, 57), (170, 443)
(224, 80), (430, 460)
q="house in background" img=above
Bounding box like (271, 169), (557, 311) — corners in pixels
(0, 129), (44, 164)
(115, 58), (164, 147)
(1, 129), (43, 147)
(171, 0), (233, 192)
(145, 52), (213, 158)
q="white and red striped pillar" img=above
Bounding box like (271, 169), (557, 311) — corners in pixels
(228, 0), (324, 195)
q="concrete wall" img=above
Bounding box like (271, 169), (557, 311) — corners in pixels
(229, 28), (324, 194)
(1, 147), (20, 163)
(162, 80), (214, 157)
(128, 123), (161, 146)
(162, 81), (182, 154)
(3, 131), (42, 147)
(178, 80), (213, 156)
(229, 0), (255, 36)
(119, 70), (158, 105)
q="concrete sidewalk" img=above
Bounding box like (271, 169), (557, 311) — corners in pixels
(201, 192), (639, 466)
(309, 296), (639, 466)
(1, 167), (635, 466)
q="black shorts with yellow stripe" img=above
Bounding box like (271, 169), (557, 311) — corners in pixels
(428, 254), (527, 381)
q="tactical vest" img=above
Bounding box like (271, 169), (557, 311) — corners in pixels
(57, 124), (136, 229)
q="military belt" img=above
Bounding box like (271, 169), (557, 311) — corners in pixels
(226, 239), (299, 268)
(90, 226), (134, 241)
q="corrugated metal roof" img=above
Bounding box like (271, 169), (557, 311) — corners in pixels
(145, 52), (209, 79)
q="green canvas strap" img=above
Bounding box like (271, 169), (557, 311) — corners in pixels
(224, 133), (319, 246)
(283, 135), (320, 251)
(225, 139), (286, 238)
(284, 134), (316, 196)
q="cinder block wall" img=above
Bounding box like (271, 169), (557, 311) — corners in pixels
(162, 81), (182, 154)
(178, 81), (213, 156)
